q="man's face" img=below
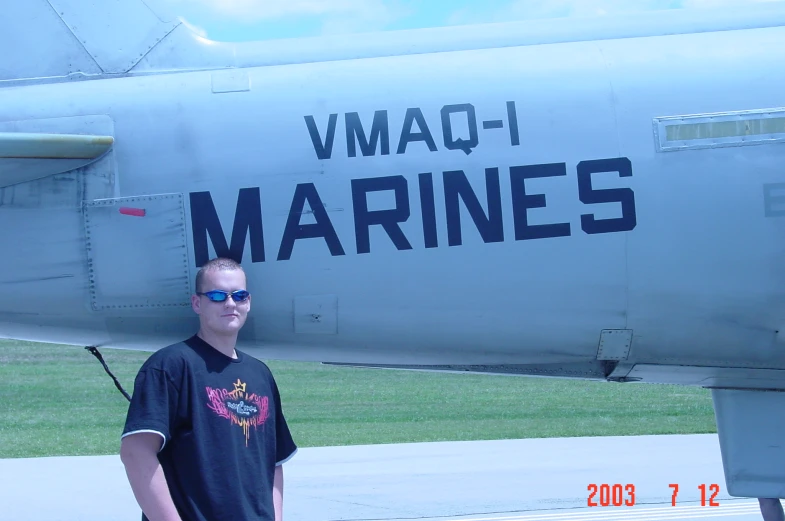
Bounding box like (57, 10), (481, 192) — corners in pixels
(191, 269), (251, 336)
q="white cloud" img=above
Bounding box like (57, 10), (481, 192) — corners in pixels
(317, 0), (412, 35)
(165, 0), (396, 23)
(161, 0), (411, 36)
(447, 0), (672, 25)
(680, 0), (779, 5)
(446, 0), (777, 26)
(158, 0), (783, 40)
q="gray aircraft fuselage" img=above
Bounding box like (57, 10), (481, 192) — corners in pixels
(3, 0), (785, 498)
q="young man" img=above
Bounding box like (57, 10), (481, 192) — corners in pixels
(120, 257), (297, 521)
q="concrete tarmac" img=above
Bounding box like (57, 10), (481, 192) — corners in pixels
(0, 434), (775, 521)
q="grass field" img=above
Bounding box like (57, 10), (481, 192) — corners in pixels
(0, 339), (718, 459)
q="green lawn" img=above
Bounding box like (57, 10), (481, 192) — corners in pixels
(0, 339), (717, 458)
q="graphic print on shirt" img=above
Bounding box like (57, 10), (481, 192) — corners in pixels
(205, 379), (270, 446)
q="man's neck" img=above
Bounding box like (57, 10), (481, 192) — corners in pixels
(196, 330), (238, 359)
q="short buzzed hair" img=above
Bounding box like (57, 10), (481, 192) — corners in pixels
(195, 257), (245, 293)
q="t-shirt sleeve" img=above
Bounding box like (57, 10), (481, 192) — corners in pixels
(121, 366), (179, 451)
(271, 376), (298, 465)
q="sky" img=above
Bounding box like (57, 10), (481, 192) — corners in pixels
(154, 0), (779, 42)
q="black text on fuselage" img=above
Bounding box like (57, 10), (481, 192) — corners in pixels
(189, 158), (636, 267)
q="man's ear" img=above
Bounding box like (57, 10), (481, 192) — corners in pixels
(191, 294), (201, 314)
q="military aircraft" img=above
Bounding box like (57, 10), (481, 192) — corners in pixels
(2, 0), (785, 500)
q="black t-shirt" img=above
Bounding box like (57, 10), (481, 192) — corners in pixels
(122, 335), (297, 521)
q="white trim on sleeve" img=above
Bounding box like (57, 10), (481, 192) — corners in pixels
(121, 429), (167, 452)
(276, 447), (298, 466)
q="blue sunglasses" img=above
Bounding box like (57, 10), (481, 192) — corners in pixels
(197, 290), (250, 303)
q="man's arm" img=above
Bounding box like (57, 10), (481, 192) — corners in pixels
(120, 432), (182, 521)
(273, 464), (284, 521)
